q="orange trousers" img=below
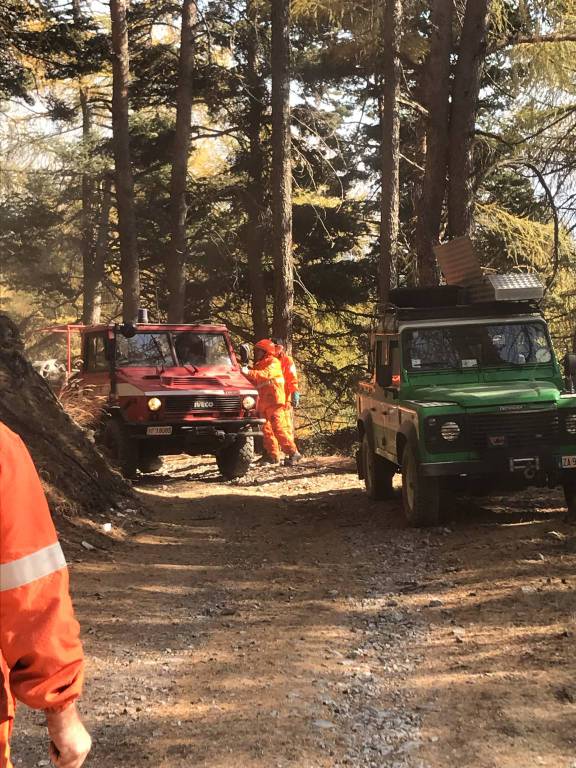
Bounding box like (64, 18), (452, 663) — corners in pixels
(0, 719), (13, 768)
(261, 405), (297, 460)
(281, 404), (295, 440)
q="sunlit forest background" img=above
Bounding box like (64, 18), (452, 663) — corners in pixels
(1, 0), (576, 437)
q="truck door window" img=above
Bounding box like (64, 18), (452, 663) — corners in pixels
(86, 334), (108, 372)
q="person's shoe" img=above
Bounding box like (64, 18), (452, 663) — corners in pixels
(262, 456), (281, 465)
(284, 452), (302, 467)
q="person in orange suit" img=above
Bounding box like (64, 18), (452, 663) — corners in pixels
(272, 338), (300, 440)
(245, 339), (301, 465)
(0, 422), (91, 768)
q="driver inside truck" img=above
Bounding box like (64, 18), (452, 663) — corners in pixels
(175, 333), (205, 366)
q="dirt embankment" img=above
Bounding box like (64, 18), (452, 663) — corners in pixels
(12, 457), (576, 768)
(0, 314), (132, 520)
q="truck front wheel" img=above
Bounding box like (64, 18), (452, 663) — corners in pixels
(103, 419), (139, 479)
(216, 431), (254, 480)
(401, 442), (439, 527)
(362, 434), (395, 500)
(563, 482), (576, 521)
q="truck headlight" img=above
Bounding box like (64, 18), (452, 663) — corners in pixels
(242, 395), (256, 410)
(566, 413), (576, 435)
(441, 421), (460, 441)
(147, 397), (162, 412)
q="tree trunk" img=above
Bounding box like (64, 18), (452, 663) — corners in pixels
(414, 0), (453, 286)
(167, 0), (196, 323)
(271, 0), (293, 347)
(447, 0), (489, 238)
(72, 0), (98, 325)
(79, 88), (97, 324)
(110, 0), (140, 323)
(245, 0), (269, 340)
(83, 176), (112, 325)
(378, 0), (403, 306)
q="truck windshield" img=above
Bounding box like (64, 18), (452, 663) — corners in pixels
(116, 333), (175, 367)
(173, 332), (233, 369)
(403, 321), (552, 372)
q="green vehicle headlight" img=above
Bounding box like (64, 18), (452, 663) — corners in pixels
(566, 413), (576, 435)
(440, 421), (460, 441)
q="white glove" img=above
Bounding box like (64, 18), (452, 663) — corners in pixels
(241, 366), (249, 374)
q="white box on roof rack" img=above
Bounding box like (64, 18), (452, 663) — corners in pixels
(486, 273), (544, 301)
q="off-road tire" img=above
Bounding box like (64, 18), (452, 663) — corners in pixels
(362, 434), (395, 501)
(563, 482), (576, 521)
(102, 419), (139, 479)
(401, 441), (440, 527)
(138, 454), (163, 473)
(216, 432), (254, 480)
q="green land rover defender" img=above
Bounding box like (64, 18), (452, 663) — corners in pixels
(357, 284), (576, 526)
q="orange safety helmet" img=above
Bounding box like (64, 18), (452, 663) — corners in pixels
(254, 339), (276, 355)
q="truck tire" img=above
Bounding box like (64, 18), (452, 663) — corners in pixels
(362, 434), (395, 500)
(139, 454), (163, 473)
(563, 482), (576, 521)
(401, 441), (439, 527)
(216, 432), (254, 480)
(102, 419), (139, 479)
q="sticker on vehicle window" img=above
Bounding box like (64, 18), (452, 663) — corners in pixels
(411, 358), (421, 368)
(461, 359), (478, 368)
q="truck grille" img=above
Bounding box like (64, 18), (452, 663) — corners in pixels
(164, 395), (242, 416)
(468, 409), (559, 451)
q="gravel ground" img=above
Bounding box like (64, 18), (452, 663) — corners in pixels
(11, 456), (576, 768)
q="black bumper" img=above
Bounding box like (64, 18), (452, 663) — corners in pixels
(122, 418), (265, 453)
(421, 452), (575, 484)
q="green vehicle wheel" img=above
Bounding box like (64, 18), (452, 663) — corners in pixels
(401, 441), (439, 527)
(362, 434), (395, 500)
(563, 482), (576, 521)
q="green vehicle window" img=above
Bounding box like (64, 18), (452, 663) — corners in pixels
(403, 322), (552, 371)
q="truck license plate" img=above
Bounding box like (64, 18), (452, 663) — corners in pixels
(561, 455), (576, 469)
(146, 426), (172, 436)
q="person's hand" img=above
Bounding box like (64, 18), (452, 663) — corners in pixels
(45, 703), (91, 768)
(291, 391), (301, 408)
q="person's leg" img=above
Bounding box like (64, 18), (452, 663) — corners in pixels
(261, 413), (281, 462)
(281, 403), (294, 440)
(0, 718), (14, 768)
(269, 407), (298, 456)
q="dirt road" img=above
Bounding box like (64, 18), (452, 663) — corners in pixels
(12, 457), (576, 768)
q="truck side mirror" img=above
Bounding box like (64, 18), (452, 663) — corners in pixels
(238, 343), (251, 365)
(564, 353), (576, 393)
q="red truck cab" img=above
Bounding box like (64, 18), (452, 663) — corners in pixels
(64, 320), (263, 479)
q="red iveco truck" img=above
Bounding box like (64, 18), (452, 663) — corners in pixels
(59, 316), (263, 480)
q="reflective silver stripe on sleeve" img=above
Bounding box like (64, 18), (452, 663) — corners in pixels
(0, 543), (67, 592)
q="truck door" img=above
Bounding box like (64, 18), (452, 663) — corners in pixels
(82, 332), (111, 397)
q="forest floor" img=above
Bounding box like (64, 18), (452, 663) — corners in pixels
(12, 456), (576, 768)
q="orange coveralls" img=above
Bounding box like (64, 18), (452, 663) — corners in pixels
(0, 422), (84, 768)
(246, 355), (298, 461)
(277, 351), (299, 439)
